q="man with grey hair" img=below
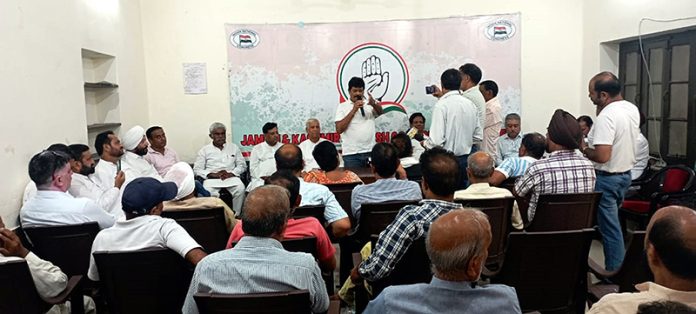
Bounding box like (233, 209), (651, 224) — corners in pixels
(494, 113), (523, 165)
(298, 118), (328, 172)
(182, 185), (329, 314)
(454, 151), (522, 229)
(364, 209), (521, 313)
(193, 122), (247, 214)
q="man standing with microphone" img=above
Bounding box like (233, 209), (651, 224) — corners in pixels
(335, 77), (384, 168)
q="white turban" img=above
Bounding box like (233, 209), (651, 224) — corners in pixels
(164, 162), (196, 200)
(122, 125), (145, 151)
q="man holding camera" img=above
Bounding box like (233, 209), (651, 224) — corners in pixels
(423, 69), (482, 189)
(335, 77), (384, 168)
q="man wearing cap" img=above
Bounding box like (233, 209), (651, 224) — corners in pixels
(514, 109), (596, 225)
(581, 72), (640, 271)
(88, 177), (207, 281)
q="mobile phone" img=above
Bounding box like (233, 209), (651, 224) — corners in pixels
(425, 85), (436, 94)
(117, 159), (122, 172)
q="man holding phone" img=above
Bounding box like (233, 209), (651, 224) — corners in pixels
(335, 77), (384, 168)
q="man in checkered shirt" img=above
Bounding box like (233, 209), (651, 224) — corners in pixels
(514, 109), (596, 223)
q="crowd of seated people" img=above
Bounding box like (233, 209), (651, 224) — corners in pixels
(8, 68), (695, 314)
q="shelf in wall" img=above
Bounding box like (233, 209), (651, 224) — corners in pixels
(84, 81), (119, 89)
(87, 122), (121, 131)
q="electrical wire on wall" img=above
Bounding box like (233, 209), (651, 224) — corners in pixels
(637, 17), (696, 165)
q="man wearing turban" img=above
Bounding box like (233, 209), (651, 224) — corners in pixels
(514, 109), (596, 224)
(119, 125), (162, 183)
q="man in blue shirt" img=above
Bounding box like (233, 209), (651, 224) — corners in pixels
(489, 132), (546, 186)
(364, 209), (521, 314)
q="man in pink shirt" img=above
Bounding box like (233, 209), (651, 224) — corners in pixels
(144, 126), (179, 176)
(226, 170), (336, 272)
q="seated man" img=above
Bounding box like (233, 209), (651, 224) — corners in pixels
(275, 144), (351, 238)
(119, 125), (163, 182)
(588, 206), (696, 313)
(454, 152), (523, 230)
(182, 186), (329, 314)
(88, 177), (207, 281)
(21, 150), (115, 229)
(92, 131), (127, 191)
(68, 144), (124, 217)
(299, 118), (328, 172)
(489, 132), (545, 186)
(143, 126), (179, 176)
(193, 122), (246, 215)
(514, 110), (596, 223)
(493, 113), (523, 165)
(226, 170), (336, 272)
(351, 142), (422, 222)
(353, 147), (463, 282)
(247, 122), (282, 191)
(23, 143), (75, 204)
(364, 209), (521, 314)
(163, 162), (237, 232)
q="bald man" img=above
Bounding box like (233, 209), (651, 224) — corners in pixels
(182, 185), (329, 314)
(364, 209), (521, 313)
(589, 206), (696, 313)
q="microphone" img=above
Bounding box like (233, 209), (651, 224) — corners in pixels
(356, 95), (365, 117)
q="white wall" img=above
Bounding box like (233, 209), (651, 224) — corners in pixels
(0, 0), (149, 227)
(140, 0), (586, 162)
(580, 0), (696, 115)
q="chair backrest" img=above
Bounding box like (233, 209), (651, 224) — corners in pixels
(293, 205), (326, 225)
(161, 207), (229, 253)
(280, 237), (318, 259)
(611, 231), (654, 292)
(525, 192), (602, 232)
(368, 235), (431, 296)
(0, 259), (48, 314)
(455, 197), (514, 266)
(325, 182), (362, 218)
(357, 200), (419, 243)
(22, 222), (100, 277)
(93, 248), (193, 314)
(492, 229), (594, 313)
(194, 290), (311, 314)
(661, 165), (695, 193)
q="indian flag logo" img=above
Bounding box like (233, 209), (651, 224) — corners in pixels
(336, 42), (410, 115)
(485, 20), (516, 41)
(230, 29), (260, 49)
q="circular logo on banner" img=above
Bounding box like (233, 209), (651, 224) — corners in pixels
(485, 20), (516, 41)
(336, 43), (409, 114)
(230, 29), (260, 49)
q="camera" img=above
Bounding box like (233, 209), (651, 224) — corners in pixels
(425, 85), (436, 94)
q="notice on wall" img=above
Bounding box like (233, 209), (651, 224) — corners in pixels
(183, 63), (208, 94)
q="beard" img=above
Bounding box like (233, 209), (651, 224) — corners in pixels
(79, 164), (96, 176)
(133, 146), (148, 156)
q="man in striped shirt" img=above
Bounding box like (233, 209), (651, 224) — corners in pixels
(514, 110), (596, 223)
(489, 132), (546, 186)
(183, 185), (329, 314)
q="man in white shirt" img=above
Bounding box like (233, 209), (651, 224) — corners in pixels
(275, 144), (351, 238)
(423, 68), (482, 189)
(581, 71), (640, 271)
(20, 150), (115, 229)
(23, 144), (75, 204)
(494, 113), (523, 166)
(193, 122), (247, 214)
(119, 125), (163, 183)
(68, 144), (124, 217)
(93, 131), (127, 192)
(335, 77), (384, 168)
(632, 113), (650, 180)
(460, 63), (486, 148)
(88, 177), (207, 281)
(479, 80), (503, 155)
(299, 118), (328, 172)
(247, 122), (281, 191)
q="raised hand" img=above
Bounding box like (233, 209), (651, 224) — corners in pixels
(361, 55), (389, 101)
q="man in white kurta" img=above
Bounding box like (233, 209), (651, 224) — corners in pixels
(247, 122), (281, 191)
(299, 118), (328, 172)
(479, 80), (503, 155)
(193, 123), (247, 214)
(68, 144), (124, 218)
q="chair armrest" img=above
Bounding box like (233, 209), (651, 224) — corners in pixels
(587, 257), (618, 280)
(43, 275), (82, 305)
(328, 300), (340, 314)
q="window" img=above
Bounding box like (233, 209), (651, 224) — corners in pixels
(619, 29), (696, 166)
